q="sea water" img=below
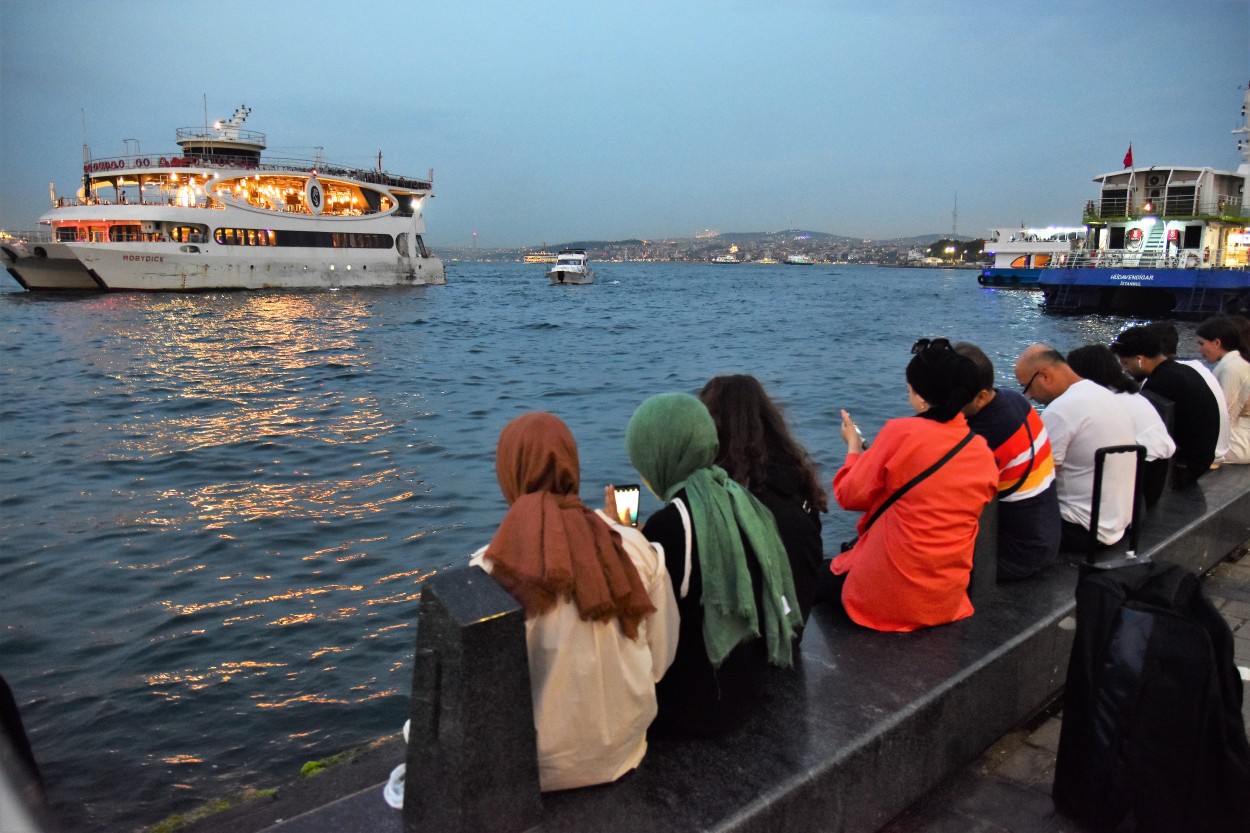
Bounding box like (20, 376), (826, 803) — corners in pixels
(0, 262), (1197, 830)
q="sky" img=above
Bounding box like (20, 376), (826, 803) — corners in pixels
(1, 0), (1247, 248)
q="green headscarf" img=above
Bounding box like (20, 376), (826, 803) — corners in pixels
(626, 393), (801, 667)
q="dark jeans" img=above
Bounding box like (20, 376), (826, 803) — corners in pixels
(1058, 519), (1116, 554)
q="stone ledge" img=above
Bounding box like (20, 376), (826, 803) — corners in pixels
(200, 464), (1250, 833)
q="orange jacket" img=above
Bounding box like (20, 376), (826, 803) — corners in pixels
(832, 414), (997, 632)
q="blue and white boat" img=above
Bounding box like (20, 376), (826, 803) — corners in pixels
(1035, 83), (1250, 317)
(978, 226), (1086, 288)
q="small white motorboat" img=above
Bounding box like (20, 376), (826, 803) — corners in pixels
(547, 249), (595, 285)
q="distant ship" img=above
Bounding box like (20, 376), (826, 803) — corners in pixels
(1, 106), (445, 291)
(979, 226), (1086, 288)
(784, 255), (814, 265)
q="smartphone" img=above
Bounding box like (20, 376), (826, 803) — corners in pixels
(854, 423), (870, 450)
(612, 484), (640, 526)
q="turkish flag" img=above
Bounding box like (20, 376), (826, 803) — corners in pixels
(1123, 144), (1133, 168)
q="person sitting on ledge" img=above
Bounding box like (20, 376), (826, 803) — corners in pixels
(698, 374), (827, 627)
(952, 342), (1061, 581)
(625, 393), (802, 738)
(469, 411), (678, 792)
(1065, 344), (1175, 510)
(1110, 326), (1221, 489)
(1196, 315), (1250, 465)
(1014, 344), (1137, 552)
(827, 338), (997, 631)
(1145, 320), (1231, 467)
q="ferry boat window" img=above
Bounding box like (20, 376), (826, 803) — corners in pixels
(56, 228), (77, 242)
(1184, 225), (1202, 249)
(1109, 227), (1126, 249)
(1101, 190), (1128, 217)
(1011, 256), (1028, 268)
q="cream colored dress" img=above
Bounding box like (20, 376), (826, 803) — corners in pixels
(470, 510), (679, 791)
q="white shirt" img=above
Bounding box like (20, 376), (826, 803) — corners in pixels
(1115, 391), (1175, 462)
(470, 511), (679, 792)
(1211, 350), (1250, 464)
(1042, 379), (1137, 545)
(1178, 358), (1231, 462)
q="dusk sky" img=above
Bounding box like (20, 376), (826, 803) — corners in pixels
(2, 0), (1246, 248)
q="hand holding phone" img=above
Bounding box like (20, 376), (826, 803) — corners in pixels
(609, 483), (640, 526)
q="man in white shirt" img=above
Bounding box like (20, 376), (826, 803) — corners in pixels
(1015, 344), (1137, 552)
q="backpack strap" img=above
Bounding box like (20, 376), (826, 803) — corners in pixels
(863, 430), (976, 531)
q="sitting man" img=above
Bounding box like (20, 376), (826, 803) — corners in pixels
(1143, 320), (1231, 466)
(1014, 345), (1136, 553)
(955, 342), (1061, 580)
(1110, 326), (1221, 488)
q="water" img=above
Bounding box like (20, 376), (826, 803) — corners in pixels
(0, 263), (1196, 830)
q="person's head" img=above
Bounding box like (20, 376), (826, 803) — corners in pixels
(495, 411), (580, 504)
(1143, 321), (1180, 357)
(904, 337), (981, 422)
(1066, 344), (1139, 394)
(1195, 315), (1243, 363)
(626, 393), (718, 501)
(952, 342), (996, 416)
(698, 374), (827, 512)
(1109, 326), (1165, 380)
(1014, 343), (1078, 405)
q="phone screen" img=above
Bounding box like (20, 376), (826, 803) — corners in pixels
(612, 484), (640, 526)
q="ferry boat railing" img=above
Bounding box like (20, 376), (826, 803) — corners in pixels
(1083, 193), (1249, 222)
(1047, 251), (1228, 270)
(86, 152), (433, 191)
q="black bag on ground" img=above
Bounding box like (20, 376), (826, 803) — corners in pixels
(1052, 560), (1250, 833)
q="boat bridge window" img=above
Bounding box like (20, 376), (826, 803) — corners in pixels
(1165, 187), (1196, 216)
(1184, 225), (1202, 249)
(1108, 227), (1126, 249)
(1101, 190), (1128, 217)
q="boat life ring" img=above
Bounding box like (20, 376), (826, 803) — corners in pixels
(305, 177), (324, 215)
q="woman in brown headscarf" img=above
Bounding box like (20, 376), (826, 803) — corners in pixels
(469, 412), (678, 792)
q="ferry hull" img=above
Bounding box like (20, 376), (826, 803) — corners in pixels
(978, 268), (1043, 288)
(66, 245), (445, 291)
(1, 242), (101, 290)
(1039, 268), (1250, 317)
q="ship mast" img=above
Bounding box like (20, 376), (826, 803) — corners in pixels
(1235, 80), (1250, 213)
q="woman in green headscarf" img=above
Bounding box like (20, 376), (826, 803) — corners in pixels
(625, 392), (802, 737)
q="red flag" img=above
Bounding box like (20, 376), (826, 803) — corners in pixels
(1123, 144), (1133, 168)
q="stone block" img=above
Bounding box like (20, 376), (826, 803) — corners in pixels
(403, 566), (541, 833)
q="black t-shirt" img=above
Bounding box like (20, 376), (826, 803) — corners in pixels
(1144, 359), (1220, 476)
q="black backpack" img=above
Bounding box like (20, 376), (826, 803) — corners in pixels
(1053, 560), (1250, 832)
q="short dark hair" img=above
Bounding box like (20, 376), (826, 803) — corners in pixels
(1110, 326), (1162, 359)
(1067, 344), (1139, 393)
(1143, 321), (1179, 356)
(953, 342), (995, 392)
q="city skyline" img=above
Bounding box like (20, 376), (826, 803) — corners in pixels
(1, 0), (1246, 248)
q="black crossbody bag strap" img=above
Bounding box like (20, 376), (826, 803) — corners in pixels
(862, 430), (976, 531)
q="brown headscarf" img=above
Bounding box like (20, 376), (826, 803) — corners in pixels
(483, 412), (654, 639)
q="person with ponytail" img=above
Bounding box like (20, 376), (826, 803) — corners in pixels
(625, 393), (802, 738)
(469, 412), (678, 791)
(828, 338), (998, 632)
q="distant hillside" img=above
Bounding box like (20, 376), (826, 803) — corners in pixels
(875, 233), (979, 245)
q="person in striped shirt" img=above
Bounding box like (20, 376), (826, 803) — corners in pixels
(955, 343), (1061, 580)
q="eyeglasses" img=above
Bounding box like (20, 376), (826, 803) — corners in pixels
(911, 337), (951, 355)
(1020, 370), (1041, 397)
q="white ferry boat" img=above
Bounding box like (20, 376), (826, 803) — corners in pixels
(547, 249), (595, 285)
(978, 226), (1087, 288)
(0, 106), (445, 292)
